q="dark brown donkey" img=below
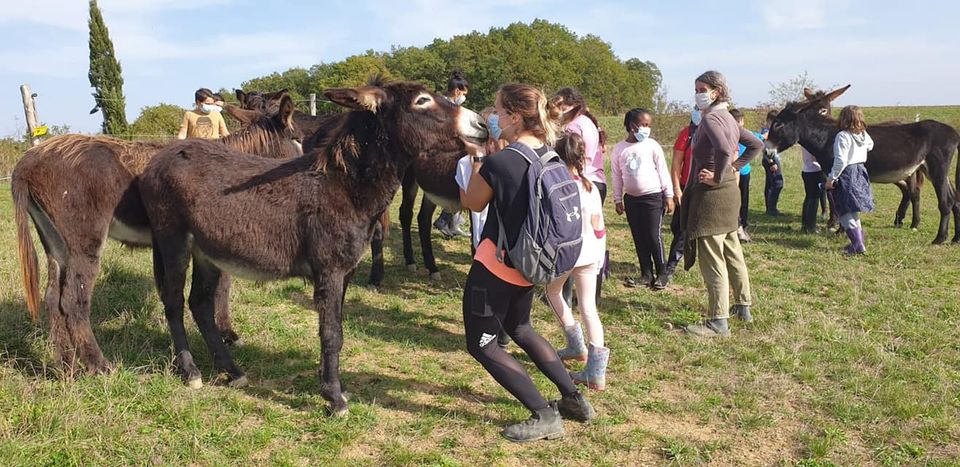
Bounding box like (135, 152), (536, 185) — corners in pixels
(12, 95), (303, 374)
(138, 79), (486, 415)
(766, 85), (960, 244)
(237, 89), (469, 287)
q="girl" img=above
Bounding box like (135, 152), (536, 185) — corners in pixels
(826, 105), (874, 254)
(544, 133), (609, 390)
(612, 108), (674, 289)
(461, 83), (594, 443)
(680, 70), (763, 338)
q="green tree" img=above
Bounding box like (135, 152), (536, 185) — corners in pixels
(128, 104), (185, 139)
(88, 0), (128, 135)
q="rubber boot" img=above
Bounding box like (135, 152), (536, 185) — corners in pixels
(571, 345), (610, 391)
(845, 227), (866, 255)
(501, 402), (564, 442)
(556, 323), (587, 362)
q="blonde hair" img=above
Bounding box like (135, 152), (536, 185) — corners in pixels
(495, 84), (562, 145)
(838, 105), (867, 134)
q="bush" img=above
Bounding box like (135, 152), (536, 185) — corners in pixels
(128, 103), (185, 140)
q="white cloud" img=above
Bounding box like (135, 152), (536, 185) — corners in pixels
(760, 0), (829, 30)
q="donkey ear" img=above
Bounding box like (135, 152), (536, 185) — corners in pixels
(276, 94), (296, 128)
(824, 85), (851, 102)
(222, 104), (260, 126)
(324, 86), (387, 113)
(802, 87), (817, 99)
(235, 89), (247, 103)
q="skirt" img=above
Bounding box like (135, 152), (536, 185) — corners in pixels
(833, 163), (874, 216)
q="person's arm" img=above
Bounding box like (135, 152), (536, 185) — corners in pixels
(462, 158), (494, 212)
(177, 113), (189, 140)
(654, 145), (675, 214)
(732, 127), (762, 171)
(827, 132), (851, 182)
(218, 114), (230, 137)
(610, 146), (625, 215)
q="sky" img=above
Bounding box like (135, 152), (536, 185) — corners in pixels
(0, 0), (957, 137)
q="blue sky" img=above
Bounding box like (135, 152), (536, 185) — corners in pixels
(0, 0), (956, 136)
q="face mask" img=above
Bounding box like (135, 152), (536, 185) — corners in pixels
(690, 109), (702, 126)
(694, 92), (714, 110)
(453, 95), (466, 106)
(634, 127), (651, 142)
(200, 103), (221, 113)
(487, 114), (502, 140)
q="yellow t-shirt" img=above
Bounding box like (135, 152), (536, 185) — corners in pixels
(182, 110), (227, 139)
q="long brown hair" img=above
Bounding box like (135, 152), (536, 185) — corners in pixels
(496, 84), (562, 145)
(838, 105), (867, 134)
(552, 87), (607, 148)
(555, 133), (592, 193)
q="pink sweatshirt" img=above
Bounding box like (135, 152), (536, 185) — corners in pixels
(565, 114), (605, 185)
(611, 139), (673, 202)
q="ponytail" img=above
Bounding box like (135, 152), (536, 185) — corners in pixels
(497, 83), (561, 145)
(555, 133), (592, 192)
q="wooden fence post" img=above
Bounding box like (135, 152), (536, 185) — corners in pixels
(20, 84), (41, 147)
(309, 93), (317, 116)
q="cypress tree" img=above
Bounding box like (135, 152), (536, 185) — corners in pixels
(88, 0), (128, 135)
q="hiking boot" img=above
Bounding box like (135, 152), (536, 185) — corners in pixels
(571, 345), (610, 391)
(501, 402), (564, 442)
(556, 323), (587, 362)
(557, 391), (596, 422)
(684, 318), (731, 338)
(731, 304), (753, 323)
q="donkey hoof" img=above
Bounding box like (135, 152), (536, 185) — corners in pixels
(228, 375), (249, 388)
(186, 377), (204, 389)
(429, 271), (442, 281)
(406, 264), (417, 272)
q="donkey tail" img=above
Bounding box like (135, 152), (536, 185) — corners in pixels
(12, 179), (41, 321)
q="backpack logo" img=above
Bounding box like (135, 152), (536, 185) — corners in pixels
(566, 206), (581, 222)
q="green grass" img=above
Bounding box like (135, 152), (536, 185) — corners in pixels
(2, 110), (960, 464)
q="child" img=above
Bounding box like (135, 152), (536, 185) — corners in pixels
(761, 110), (785, 217)
(662, 109), (700, 285)
(612, 108), (674, 289)
(544, 133), (609, 390)
(730, 109), (753, 242)
(826, 105), (874, 254)
(177, 88), (229, 140)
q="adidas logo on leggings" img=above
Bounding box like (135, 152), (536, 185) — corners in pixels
(479, 333), (497, 347)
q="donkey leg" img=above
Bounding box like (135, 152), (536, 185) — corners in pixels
(315, 272), (348, 416)
(189, 257), (245, 387)
(152, 237), (202, 387)
(416, 197), (441, 280)
(367, 217), (385, 288)
(42, 255), (78, 376)
(894, 180), (909, 228)
(909, 177), (922, 230)
(213, 274), (241, 346)
(60, 255), (112, 375)
(924, 164), (952, 244)
(399, 171), (418, 270)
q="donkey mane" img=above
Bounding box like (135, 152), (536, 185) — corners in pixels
(40, 135), (166, 174)
(310, 111), (385, 174)
(220, 124), (301, 159)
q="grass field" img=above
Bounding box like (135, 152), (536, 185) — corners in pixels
(1, 110), (960, 465)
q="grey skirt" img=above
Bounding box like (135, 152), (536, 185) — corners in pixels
(834, 163), (874, 216)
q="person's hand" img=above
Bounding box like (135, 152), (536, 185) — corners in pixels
(825, 179), (835, 190)
(673, 188), (683, 207)
(665, 197), (676, 214)
(615, 202), (624, 216)
(698, 168), (718, 186)
(771, 164), (779, 173)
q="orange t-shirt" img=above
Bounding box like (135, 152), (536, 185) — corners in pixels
(474, 239), (532, 287)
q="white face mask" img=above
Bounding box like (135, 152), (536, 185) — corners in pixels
(634, 127), (651, 142)
(201, 103), (221, 113)
(694, 92), (714, 110)
(453, 95), (466, 106)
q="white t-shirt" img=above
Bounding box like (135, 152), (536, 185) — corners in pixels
(455, 155), (488, 249)
(801, 147), (821, 173)
(575, 180), (606, 268)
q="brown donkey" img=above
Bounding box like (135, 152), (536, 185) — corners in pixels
(138, 79), (486, 415)
(12, 94), (303, 375)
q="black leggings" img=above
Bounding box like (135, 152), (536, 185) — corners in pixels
(463, 262), (578, 411)
(624, 193), (666, 275)
(802, 171), (825, 229)
(739, 173), (751, 227)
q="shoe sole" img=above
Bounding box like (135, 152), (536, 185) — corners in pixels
(501, 430), (565, 443)
(561, 355), (588, 363)
(572, 378), (606, 391)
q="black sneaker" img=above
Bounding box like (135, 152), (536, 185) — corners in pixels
(501, 403), (564, 442)
(557, 391), (596, 422)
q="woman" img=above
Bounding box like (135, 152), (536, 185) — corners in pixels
(679, 71), (763, 338)
(435, 70), (472, 238)
(461, 83), (595, 443)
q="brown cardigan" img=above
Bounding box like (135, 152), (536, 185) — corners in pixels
(679, 104), (763, 269)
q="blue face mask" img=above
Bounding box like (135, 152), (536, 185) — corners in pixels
(691, 109), (702, 126)
(634, 127), (651, 142)
(487, 113), (502, 140)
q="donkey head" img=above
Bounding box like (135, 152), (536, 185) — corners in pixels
(235, 88), (289, 116)
(227, 91), (303, 157)
(322, 79), (487, 164)
(766, 84), (850, 153)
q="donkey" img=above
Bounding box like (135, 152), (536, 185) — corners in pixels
(11, 94), (302, 374)
(137, 79), (486, 415)
(766, 85), (960, 244)
(237, 89), (469, 287)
